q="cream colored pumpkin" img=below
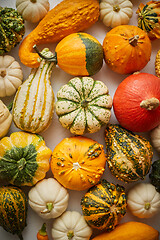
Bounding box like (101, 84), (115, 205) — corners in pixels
(100, 0), (133, 28)
(127, 183), (160, 218)
(0, 55), (23, 97)
(150, 125), (160, 152)
(0, 100), (12, 138)
(16, 0), (50, 23)
(52, 211), (92, 240)
(28, 178), (69, 219)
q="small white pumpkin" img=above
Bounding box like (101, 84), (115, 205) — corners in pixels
(127, 183), (160, 218)
(100, 0), (133, 28)
(28, 178), (69, 219)
(0, 100), (12, 138)
(0, 55), (23, 97)
(52, 211), (92, 240)
(150, 125), (160, 152)
(16, 0), (50, 23)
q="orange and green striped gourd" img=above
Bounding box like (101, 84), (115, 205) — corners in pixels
(81, 179), (127, 231)
(105, 124), (153, 182)
(0, 131), (52, 186)
(0, 186), (28, 240)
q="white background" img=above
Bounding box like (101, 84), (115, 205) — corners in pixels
(0, 0), (160, 239)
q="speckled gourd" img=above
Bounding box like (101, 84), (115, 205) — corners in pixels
(12, 48), (54, 133)
(55, 77), (112, 135)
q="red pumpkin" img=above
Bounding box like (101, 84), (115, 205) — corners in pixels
(113, 72), (160, 132)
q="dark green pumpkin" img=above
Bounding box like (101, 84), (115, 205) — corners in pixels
(0, 186), (27, 240)
(105, 124), (153, 182)
(81, 179), (127, 231)
(149, 159), (160, 193)
(0, 7), (25, 55)
(35, 32), (103, 76)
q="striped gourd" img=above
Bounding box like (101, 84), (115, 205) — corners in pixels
(12, 48), (54, 133)
(55, 77), (112, 135)
(137, 1), (160, 40)
(81, 179), (127, 231)
(105, 124), (153, 182)
(0, 186), (27, 240)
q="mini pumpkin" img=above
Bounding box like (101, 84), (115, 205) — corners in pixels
(0, 100), (12, 138)
(105, 124), (153, 182)
(127, 183), (160, 218)
(29, 178), (69, 219)
(137, 1), (160, 40)
(81, 179), (127, 231)
(149, 159), (160, 193)
(103, 25), (152, 74)
(0, 55), (23, 97)
(51, 211), (92, 240)
(100, 0), (133, 28)
(55, 77), (112, 135)
(0, 131), (52, 186)
(16, 0), (50, 23)
(51, 136), (106, 191)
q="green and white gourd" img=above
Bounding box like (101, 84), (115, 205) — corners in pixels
(12, 48), (55, 133)
(55, 77), (112, 135)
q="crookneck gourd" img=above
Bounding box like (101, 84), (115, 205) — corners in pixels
(0, 186), (28, 240)
(55, 76), (112, 135)
(0, 131), (52, 186)
(12, 48), (55, 133)
(105, 124), (153, 182)
(51, 136), (106, 191)
(81, 179), (127, 231)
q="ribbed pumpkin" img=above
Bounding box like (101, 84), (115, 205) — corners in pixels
(105, 124), (153, 182)
(51, 136), (106, 191)
(35, 32), (103, 76)
(81, 179), (127, 231)
(137, 1), (160, 40)
(0, 186), (28, 240)
(12, 48), (54, 133)
(55, 77), (112, 135)
(0, 131), (52, 186)
(103, 25), (151, 74)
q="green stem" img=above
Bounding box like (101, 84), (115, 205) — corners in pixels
(145, 202), (151, 210)
(7, 101), (13, 111)
(18, 158), (26, 171)
(41, 202), (53, 213)
(67, 230), (74, 240)
(39, 223), (47, 236)
(33, 45), (57, 64)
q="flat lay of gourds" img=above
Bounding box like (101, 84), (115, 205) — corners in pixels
(0, 0), (160, 239)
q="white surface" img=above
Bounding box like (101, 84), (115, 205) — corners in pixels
(0, 0), (160, 239)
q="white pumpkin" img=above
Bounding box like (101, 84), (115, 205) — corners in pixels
(150, 125), (160, 152)
(52, 211), (92, 240)
(100, 0), (133, 28)
(127, 183), (160, 218)
(0, 100), (12, 138)
(28, 178), (69, 219)
(0, 55), (23, 97)
(16, 0), (50, 23)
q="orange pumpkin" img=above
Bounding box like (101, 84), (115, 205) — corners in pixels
(103, 25), (151, 74)
(51, 136), (106, 191)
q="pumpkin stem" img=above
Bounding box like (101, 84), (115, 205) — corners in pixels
(129, 35), (139, 47)
(18, 158), (26, 171)
(145, 202), (151, 210)
(7, 101), (13, 111)
(81, 99), (88, 108)
(33, 45), (57, 64)
(0, 70), (6, 78)
(31, 0), (37, 3)
(67, 230), (74, 240)
(38, 223), (47, 236)
(41, 202), (53, 214)
(113, 4), (120, 12)
(140, 97), (159, 110)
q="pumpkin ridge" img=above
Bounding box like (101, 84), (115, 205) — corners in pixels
(69, 108), (83, 130)
(56, 98), (79, 105)
(68, 81), (83, 100)
(89, 93), (110, 103)
(87, 107), (104, 126)
(87, 80), (96, 99)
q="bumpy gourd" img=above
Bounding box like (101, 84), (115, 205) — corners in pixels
(81, 179), (127, 231)
(16, 0), (50, 23)
(155, 49), (160, 78)
(100, 0), (133, 28)
(137, 1), (160, 40)
(0, 55), (23, 97)
(0, 100), (12, 138)
(55, 76), (112, 135)
(105, 124), (153, 182)
(0, 186), (28, 240)
(51, 136), (106, 191)
(149, 159), (160, 193)
(12, 48), (54, 133)
(0, 7), (25, 55)
(0, 131), (52, 186)
(19, 0), (100, 68)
